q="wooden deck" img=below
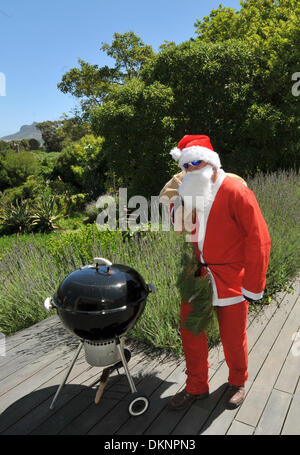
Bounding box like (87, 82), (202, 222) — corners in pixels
(0, 277), (299, 436)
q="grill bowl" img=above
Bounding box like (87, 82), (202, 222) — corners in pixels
(51, 257), (153, 341)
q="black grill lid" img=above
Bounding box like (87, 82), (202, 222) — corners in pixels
(53, 257), (150, 313)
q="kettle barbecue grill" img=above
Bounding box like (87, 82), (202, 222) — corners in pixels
(43, 257), (156, 416)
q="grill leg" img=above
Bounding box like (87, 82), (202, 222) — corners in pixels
(49, 340), (83, 410)
(116, 341), (137, 394)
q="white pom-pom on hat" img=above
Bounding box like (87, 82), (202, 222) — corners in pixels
(170, 147), (181, 161)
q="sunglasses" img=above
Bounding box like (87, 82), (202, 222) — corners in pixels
(183, 160), (203, 169)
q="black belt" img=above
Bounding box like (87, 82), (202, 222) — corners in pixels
(194, 262), (255, 303)
(194, 262), (229, 277)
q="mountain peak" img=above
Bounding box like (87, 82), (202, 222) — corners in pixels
(0, 122), (43, 144)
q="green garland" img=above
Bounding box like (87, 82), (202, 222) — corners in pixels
(177, 243), (214, 335)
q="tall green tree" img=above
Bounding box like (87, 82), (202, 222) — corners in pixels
(91, 78), (175, 199)
(101, 31), (155, 81)
(54, 134), (107, 199)
(36, 121), (65, 153)
(58, 31), (155, 117)
(91, 32), (299, 194)
(194, 0), (300, 171)
(1, 151), (39, 188)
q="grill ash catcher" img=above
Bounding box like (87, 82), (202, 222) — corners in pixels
(43, 257), (156, 416)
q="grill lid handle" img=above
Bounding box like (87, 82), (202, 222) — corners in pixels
(44, 297), (53, 312)
(93, 257), (112, 271)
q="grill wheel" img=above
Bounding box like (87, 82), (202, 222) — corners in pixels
(128, 394), (149, 416)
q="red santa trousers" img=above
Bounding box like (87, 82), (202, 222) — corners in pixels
(180, 299), (249, 394)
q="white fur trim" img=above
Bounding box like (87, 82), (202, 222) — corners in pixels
(170, 147), (181, 161)
(241, 287), (264, 301)
(177, 146), (221, 170)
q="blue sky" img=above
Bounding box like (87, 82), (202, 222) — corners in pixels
(0, 0), (241, 138)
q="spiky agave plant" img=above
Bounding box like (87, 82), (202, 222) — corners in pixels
(177, 242), (214, 335)
(30, 194), (64, 233)
(0, 198), (32, 233)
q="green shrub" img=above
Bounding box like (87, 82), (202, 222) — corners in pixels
(30, 193), (64, 233)
(2, 151), (39, 188)
(84, 200), (99, 223)
(0, 199), (32, 234)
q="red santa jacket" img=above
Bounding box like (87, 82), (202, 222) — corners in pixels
(173, 170), (271, 306)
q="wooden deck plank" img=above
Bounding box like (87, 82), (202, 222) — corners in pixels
(0, 342), (77, 405)
(114, 360), (186, 436)
(1, 361), (98, 435)
(246, 296), (300, 389)
(254, 389), (292, 435)
(274, 324), (300, 394)
(227, 420), (254, 435)
(30, 350), (164, 435)
(0, 327), (78, 383)
(0, 300), (274, 438)
(0, 344), (89, 415)
(60, 352), (175, 435)
(2, 387), (88, 435)
(2, 349), (148, 435)
(143, 367), (217, 436)
(3, 315), (62, 361)
(0, 353), (91, 434)
(28, 349), (149, 435)
(3, 316), (60, 353)
(281, 378), (300, 435)
(88, 355), (183, 435)
(236, 286), (300, 427)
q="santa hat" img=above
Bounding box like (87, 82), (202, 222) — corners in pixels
(170, 135), (221, 170)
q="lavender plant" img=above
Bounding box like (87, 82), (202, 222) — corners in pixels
(248, 169), (300, 297)
(0, 169), (299, 355)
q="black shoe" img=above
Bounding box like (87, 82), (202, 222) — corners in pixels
(169, 389), (209, 411)
(225, 384), (245, 409)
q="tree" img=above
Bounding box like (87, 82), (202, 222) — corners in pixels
(91, 35), (299, 193)
(58, 32), (155, 117)
(36, 121), (65, 153)
(194, 0), (299, 47)
(56, 115), (92, 143)
(91, 78), (176, 199)
(194, 1), (300, 96)
(101, 31), (155, 81)
(194, 0), (300, 171)
(58, 59), (120, 115)
(54, 134), (107, 199)
(0, 157), (9, 191)
(2, 151), (39, 188)
(28, 138), (40, 150)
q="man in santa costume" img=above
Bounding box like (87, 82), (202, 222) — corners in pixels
(159, 134), (271, 410)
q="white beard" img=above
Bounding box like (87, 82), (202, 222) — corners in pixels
(178, 165), (214, 212)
